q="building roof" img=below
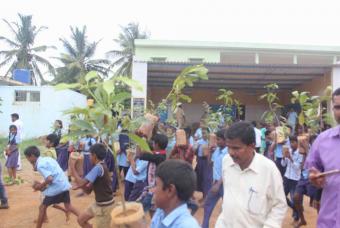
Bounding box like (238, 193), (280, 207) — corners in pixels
(135, 39), (340, 54)
(0, 76), (28, 86)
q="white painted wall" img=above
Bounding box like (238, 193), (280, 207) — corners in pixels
(0, 86), (87, 139)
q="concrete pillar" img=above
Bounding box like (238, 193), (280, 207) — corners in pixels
(331, 66), (340, 91)
(131, 60), (148, 118)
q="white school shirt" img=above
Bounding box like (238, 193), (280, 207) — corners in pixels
(216, 153), (287, 228)
(254, 127), (262, 148)
(281, 149), (304, 181)
(12, 119), (23, 141)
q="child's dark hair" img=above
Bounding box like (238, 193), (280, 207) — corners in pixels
(9, 125), (17, 130)
(11, 113), (19, 119)
(265, 130), (270, 137)
(46, 134), (60, 147)
(289, 135), (298, 143)
(156, 160), (196, 202)
(24, 146), (40, 157)
(152, 134), (168, 150)
(89, 143), (107, 160)
(215, 129), (226, 140)
(225, 122), (255, 145)
(184, 127), (191, 138)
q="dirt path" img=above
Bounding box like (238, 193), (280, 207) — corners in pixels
(0, 160), (318, 228)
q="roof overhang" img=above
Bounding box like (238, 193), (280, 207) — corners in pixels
(0, 76), (28, 86)
(147, 62), (330, 91)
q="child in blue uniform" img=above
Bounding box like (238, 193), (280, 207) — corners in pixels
(151, 160), (200, 228)
(202, 129), (228, 228)
(5, 125), (20, 184)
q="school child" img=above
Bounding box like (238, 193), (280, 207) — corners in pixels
(126, 146), (149, 201)
(281, 136), (304, 222)
(42, 134), (58, 159)
(68, 140), (85, 196)
(5, 125), (20, 184)
(202, 129), (228, 228)
(24, 146), (79, 228)
(139, 134), (167, 212)
(194, 128), (213, 201)
(72, 143), (114, 228)
(80, 135), (96, 176)
(0, 161), (9, 209)
(169, 127), (195, 164)
(117, 130), (130, 177)
(56, 138), (69, 172)
(53, 120), (63, 141)
(151, 160), (200, 228)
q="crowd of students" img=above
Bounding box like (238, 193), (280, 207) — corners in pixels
(1, 88), (340, 228)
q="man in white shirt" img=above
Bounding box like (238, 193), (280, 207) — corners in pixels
(252, 121), (262, 153)
(11, 113), (23, 170)
(216, 122), (287, 228)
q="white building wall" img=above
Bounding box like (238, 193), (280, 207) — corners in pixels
(0, 86), (87, 139)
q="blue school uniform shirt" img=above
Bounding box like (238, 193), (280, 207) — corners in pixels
(125, 159), (148, 183)
(85, 162), (104, 183)
(197, 139), (208, 157)
(36, 156), (71, 197)
(125, 166), (136, 183)
(194, 128), (202, 140)
(281, 149), (304, 181)
(134, 159), (148, 182)
(151, 203), (200, 228)
(212, 146), (228, 181)
(275, 139), (290, 159)
(117, 153), (129, 167)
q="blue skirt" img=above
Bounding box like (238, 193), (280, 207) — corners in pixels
(83, 153), (93, 176)
(56, 144), (69, 171)
(5, 149), (19, 168)
(195, 156), (213, 198)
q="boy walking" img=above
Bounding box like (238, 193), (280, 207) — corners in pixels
(202, 129), (228, 228)
(281, 136), (304, 222)
(151, 160), (200, 228)
(72, 143), (114, 228)
(24, 146), (79, 228)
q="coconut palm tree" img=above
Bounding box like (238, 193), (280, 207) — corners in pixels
(107, 23), (149, 77)
(54, 26), (110, 83)
(0, 14), (55, 84)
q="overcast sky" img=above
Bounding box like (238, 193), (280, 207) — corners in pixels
(1, 0), (340, 75)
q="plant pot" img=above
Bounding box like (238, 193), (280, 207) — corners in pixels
(138, 122), (154, 140)
(176, 129), (187, 146)
(111, 202), (146, 228)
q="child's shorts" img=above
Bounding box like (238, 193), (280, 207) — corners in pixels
(42, 191), (70, 206)
(86, 202), (114, 228)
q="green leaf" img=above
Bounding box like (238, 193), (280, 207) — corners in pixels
(73, 119), (94, 131)
(102, 80), (115, 95)
(111, 92), (131, 103)
(128, 133), (151, 152)
(85, 71), (98, 82)
(115, 77), (143, 91)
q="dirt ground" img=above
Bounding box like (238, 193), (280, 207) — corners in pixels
(0, 160), (318, 228)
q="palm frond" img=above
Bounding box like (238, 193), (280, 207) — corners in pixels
(0, 36), (19, 47)
(60, 38), (78, 58)
(32, 54), (55, 75)
(31, 45), (56, 52)
(2, 19), (19, 38)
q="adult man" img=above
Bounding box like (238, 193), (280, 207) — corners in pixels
(305, 88), (340, 227)
(216, 122), (287, 228)
(11, 113), (23, 170)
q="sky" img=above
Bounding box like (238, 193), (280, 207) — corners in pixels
(1, 0), (340, 76)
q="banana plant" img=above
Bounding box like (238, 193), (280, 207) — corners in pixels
(217, 89), (242, 125)
(259, 83), (282, 125)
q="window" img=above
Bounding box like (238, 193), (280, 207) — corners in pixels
(30, 91), (40, 102)
(14, 90), (40, 102)
(188, 58), (204, 63)
(151, 57), (167, 62)
(15, 90), (28, 102)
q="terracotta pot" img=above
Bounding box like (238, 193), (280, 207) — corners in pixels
(111, 202), (146, 228)
(138, 122), (154, 140)
(145, 113), (159, 125)
(275, 127), (286, 144)
(202, 144), (210, 157)
(209, 133), (217, 148)
(176, 129), (187, 146)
